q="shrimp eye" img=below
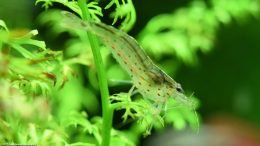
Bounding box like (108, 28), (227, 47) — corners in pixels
(176, 84), (184, 93)
(176, 87), (183, 93)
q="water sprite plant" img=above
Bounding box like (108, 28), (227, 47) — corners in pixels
(1, 0), (259, 145)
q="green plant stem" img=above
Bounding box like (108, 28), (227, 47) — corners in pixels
(78, 1), (113, 146)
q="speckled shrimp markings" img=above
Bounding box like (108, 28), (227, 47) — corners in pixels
(60, 11), (187, 108)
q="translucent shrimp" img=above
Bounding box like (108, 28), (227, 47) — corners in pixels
(60, 11), (190, 110)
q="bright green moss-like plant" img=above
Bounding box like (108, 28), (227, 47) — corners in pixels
(0, 0), (259, 146)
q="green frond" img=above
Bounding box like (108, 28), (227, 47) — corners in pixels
(138, 0), (260, 64)
(35, 0), (103, 21)
(0, 19), (9, 31)
(105, 0), (136, 32)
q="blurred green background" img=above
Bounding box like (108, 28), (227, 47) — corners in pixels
(130, 0), (260, 129)
(133, 0), (260, 127)
(1, 0), (260, 145)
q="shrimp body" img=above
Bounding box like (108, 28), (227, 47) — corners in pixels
(60, 11), (186, 107)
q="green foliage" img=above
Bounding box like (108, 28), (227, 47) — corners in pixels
(36, 0), (103, 22)
(36, 0), (136, 32)
(138, 0), (260, 64)
(1, 0), (259, 145)
(0, 20), (8, 31)
(105, 0), (136, 32)
(0, 17), (73, 145)
(0, 25), (58, 96)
